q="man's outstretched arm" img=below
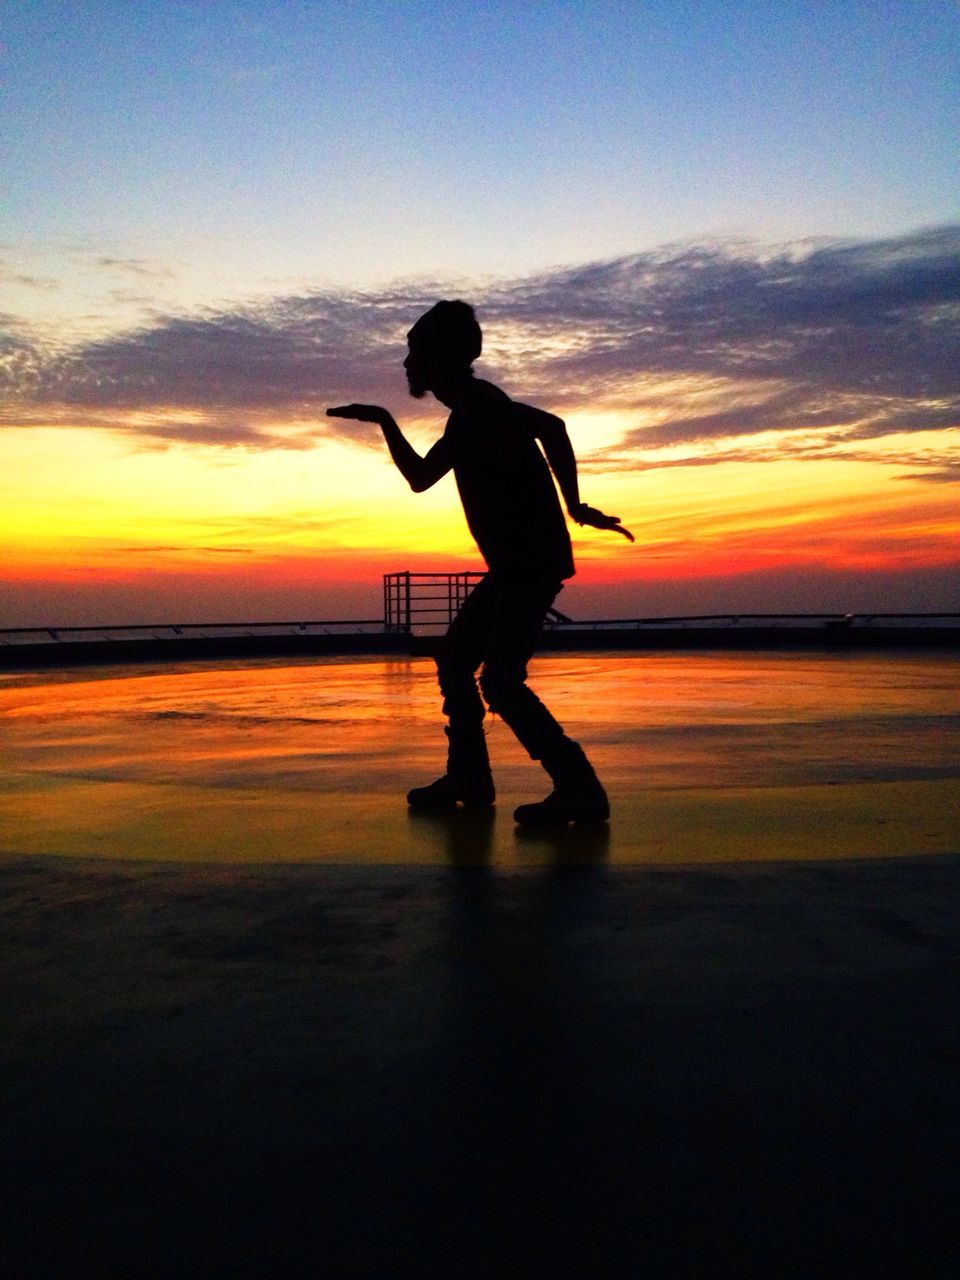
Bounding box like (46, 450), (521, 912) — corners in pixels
(327, 404), (452, 492)
(524, 406), (635, 542)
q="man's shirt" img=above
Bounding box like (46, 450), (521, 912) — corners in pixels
(442, 379), (574, 582)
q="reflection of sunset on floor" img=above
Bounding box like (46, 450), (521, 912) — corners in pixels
(2, 652), (957, 865)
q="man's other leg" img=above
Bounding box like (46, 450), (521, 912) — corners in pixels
(477, 577), (608, 824)
(407, 575), (496, 808)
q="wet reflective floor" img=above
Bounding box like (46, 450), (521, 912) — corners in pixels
(1, 650), (958, 863)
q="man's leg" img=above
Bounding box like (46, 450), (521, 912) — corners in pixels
(407, 575), (496, 808)
(477, 577), (608, 825)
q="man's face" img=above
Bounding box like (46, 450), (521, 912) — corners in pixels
(403, 340), (435, 399)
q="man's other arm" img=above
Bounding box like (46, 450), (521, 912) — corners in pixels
(520, 404), (635, 542)
(326, 404), (452, 492)
(522, 406), (581, 514)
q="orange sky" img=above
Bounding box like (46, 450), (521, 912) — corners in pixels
(3, 232), (959, 627)
(4, 408), (958, 626)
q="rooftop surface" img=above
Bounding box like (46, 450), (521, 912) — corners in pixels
(3, 651), (959, 1275)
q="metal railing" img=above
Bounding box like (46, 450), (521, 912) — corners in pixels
(0, 619), (385, 647)
(383, 571), (486, 633)
(537, 612), (960, 632)
(2, 589), (957, 667)
(381, 571), (574, 633)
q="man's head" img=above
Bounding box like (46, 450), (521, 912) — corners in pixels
(404, 300), (482, 398)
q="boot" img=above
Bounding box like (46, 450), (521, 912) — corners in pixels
(407, 725), (495, 810)
(513, 741), (608, 826)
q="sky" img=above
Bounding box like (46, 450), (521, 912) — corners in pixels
(2, 0), (959, 626)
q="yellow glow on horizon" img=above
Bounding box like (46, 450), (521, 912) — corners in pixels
(0, 424), (475, 570)
(575, 455), (960, 576)
(2, 411), (958, 610)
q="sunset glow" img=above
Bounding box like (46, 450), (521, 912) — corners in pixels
(3, 3), (958, 626)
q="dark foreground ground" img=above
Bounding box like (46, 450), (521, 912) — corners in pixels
(2, 848), (959, 1277)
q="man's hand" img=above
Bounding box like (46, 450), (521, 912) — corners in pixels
(328, 403), (449, 492)
(326, 404), (392, 426)
(572, 502), (635, 542)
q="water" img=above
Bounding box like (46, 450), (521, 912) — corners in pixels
(1, 651), (958, 864)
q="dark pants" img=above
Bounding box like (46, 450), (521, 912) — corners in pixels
(436, 572), (570, 765)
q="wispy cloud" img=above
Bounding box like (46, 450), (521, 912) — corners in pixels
(117, 545), (255, 554)
(0, 267), (60, 291)
(897, 460), (960, 483)
(2, 226), (958, 468)
(95, 257), (176, 281)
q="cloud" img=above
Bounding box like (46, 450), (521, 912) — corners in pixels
(95, 256), (176, 280)
(481, 226), (960, 443)
(897, 462), (960, 483)
(117, 545), (255, 554)
(0, 269), (59, 291)
(1, 226), (957, 466)
(581, 428), (960, 483)
(126, 420), (320, 451)
(0, 285), (439, 447)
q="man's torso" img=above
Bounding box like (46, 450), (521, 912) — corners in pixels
(443, 380), (574, 581)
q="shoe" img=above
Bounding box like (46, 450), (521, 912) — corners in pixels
(514, 739), (609, 826)
(408, 723), (495, 809)
(513, 783), (609, 826)
(407, 774), (495, 810)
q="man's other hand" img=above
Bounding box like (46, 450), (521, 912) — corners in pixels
(326, 404), (390, 425)
(573, 503), (635, 542)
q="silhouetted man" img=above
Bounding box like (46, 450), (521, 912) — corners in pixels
(328, 301), (632, 824)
